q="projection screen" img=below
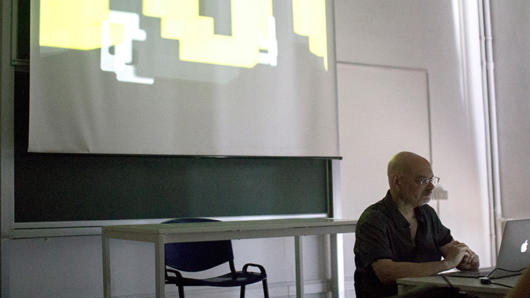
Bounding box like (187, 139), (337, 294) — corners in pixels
(29, 0), (338, 157)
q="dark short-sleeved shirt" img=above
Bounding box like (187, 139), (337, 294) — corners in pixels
(354, 191), (453, 298)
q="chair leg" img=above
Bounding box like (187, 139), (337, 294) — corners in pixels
(262, 279), (269, 298)
(177, 285), (185, 298)
(240, 285), (246, 298)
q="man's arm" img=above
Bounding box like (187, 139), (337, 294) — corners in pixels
(372, 241), (469, 284)
(371, 259), (450, 284)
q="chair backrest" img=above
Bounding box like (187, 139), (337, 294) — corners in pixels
(163, 218), (234, 272)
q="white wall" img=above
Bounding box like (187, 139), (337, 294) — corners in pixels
(489, 0), (530, 220)
(3, 235), (329, 298)
(334, 0), (492, 294)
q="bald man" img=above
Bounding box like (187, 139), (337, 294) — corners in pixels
(353, 152), (479, 298)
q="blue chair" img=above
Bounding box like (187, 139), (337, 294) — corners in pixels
(163, 218), (269, 298)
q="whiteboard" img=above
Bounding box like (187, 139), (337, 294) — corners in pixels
(337, 63), (432, 219)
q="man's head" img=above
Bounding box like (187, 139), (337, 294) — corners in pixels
(387, 152), (436, 207)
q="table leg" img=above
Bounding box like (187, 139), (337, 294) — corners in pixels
(155, 240), (165, 298)
(330, 234), (345, 298)
(295, 236), (304, 298)
(102, 235), (111, 298)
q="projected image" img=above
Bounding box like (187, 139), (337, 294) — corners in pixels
(30, 0), (338, 156)
(39, 0), (327, 84)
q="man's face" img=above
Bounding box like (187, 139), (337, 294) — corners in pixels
(400, 161), (435, 207)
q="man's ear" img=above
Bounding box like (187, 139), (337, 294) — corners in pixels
(391, 175), (401, 190)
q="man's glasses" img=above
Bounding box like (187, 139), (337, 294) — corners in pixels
(415, 176), (440, 185)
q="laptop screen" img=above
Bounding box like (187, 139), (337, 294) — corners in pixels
(496, 219), (530, 272)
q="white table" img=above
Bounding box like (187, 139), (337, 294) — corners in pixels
(397, 274), (521, 298)
(102, 218), (356, 298)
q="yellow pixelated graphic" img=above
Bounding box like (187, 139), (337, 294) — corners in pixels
(143, 0), (272, 68)
(40, 0), (123, 50)
(292, 0), (328, 70)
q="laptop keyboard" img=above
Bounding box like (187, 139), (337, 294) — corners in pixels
(443, 268), (493, 278)
(443, 267), (525, 279)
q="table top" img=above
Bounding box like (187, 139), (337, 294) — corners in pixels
(102, 218), (357, 242)
(398, 274), (521, 295)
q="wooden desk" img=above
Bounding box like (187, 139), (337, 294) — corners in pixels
(397, 274), (520, 298)
(102, 218), (356, 298)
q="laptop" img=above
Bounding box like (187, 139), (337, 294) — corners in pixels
(443, 218), (530, 279)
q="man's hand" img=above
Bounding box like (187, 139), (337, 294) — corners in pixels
(456, 246), (480, 271)
(443, 241), (469, 269)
